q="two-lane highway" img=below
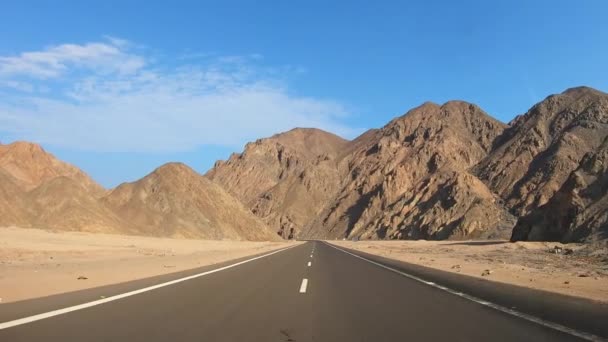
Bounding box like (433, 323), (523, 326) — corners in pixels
(0, 241), (605, 341)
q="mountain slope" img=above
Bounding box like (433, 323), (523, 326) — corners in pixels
(0, 143), (277, 241)
(303, 101), (510, 239)
(0, 141), (105, 195)
(475, 87), (608, 215)
(105, 163), (279, 240)
(512, 136), (608, 242)
(206, 128), (348, 237)
(0, 169), (29, 226)
(25, 176), (129, 233)
(0, 142), (111, 230)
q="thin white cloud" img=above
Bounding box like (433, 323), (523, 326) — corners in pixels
(0, 38), (356, 152)
(0, 40), (144, 79)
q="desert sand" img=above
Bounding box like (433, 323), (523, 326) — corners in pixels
(330, 240), (608, 303)
(0, 227), (295, 303)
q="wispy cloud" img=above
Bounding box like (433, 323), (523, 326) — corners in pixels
(0, 38), (355, 152)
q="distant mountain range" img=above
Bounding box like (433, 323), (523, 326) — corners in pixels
(208, 86), (608, 243)
(2, 86), (607, 242)
(0, 143), (278, 241)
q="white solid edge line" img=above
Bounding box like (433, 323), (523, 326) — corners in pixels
(0, 244), (300, 331)
(308, 261), (312, 267)
(324, 242), (604, 342)
(299, 278), (309, 293)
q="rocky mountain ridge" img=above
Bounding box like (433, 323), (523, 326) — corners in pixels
(0, 142), (278, 241)
(3, 86), (606, 242)
(208, 87), (608, 242)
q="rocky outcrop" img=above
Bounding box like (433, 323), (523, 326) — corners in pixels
(207, 101), (513, 240)
(207, 128), (348, 238)
(303, 101), (511, 240)
(512, 137), (608, 242)
(0, 143), (279, 241)
(25, 176), (128, 234)
(4, 86), (608, 242)
(205, 87), (608, 242)
(0, 141), (105, 195)
(0, 141), (113, 231)
(475, 87), (608, 216)
(103, 163), (278, 240)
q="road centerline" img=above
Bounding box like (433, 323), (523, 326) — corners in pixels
(299, 279), (309, 293)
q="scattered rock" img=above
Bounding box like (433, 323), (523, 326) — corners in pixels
(77, 276), (88, 280)
(564, 248), (574, 255)
(451, 264), (461, 269)
(481, 269), (493, 276)
(564, 281), (570, 284)
(578, 274), (590, 278)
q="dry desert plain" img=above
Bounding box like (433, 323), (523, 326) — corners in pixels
(1, 226), (606, 304)
(0, 227), (297, 303)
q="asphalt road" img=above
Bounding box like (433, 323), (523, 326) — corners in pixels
(0, 241), (606, 341)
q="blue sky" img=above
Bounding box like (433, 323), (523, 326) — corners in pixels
(1, 1), (607, 188)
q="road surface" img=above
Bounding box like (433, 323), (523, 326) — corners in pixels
(0, 241), (606, 341)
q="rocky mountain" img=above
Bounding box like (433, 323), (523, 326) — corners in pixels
(104, 163), (278, 240)
(303, 101), (510, 240)
(512, 136), (608, 242)
(0, 141), (105, 195)
(25, 176), (128, 234)
(475, 87), (608, 216)
(3, 86), (607, 242)
(0, 142), (278, 241)
(206, 128), (348, 238)
(208, 101), (512, 240)
(207, 87), (608, 242)
(0, 141), (111, 230)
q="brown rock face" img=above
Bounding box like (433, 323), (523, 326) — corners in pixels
(475, 87), (608, 216)
(512, 137), (608, 242)
(303, 101), (510, 240)
(4, 86), (607, 242)
(0, 141), (112, 231)
(0, 143), (277, 241)
(206, 128), (349, 238)
(0, 169), (29, 226)
(208, 102), (513, 240)
(104, 163), (278, 240)
(25, 176), (128, 234)
(0, 141), (105, 195)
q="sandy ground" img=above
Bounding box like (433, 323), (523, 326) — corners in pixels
(0, 227), (296, 303)
(330, 240), (608, 303)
